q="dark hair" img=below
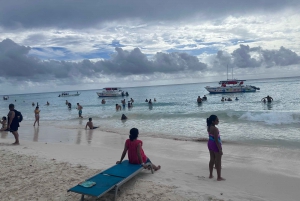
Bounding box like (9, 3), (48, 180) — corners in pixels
(36, 106), (39, 109)
(89, 118), (92, 121)
(207, 115), (218, 127)
(9, 104), (14, 109)
(2, 116), (6, 120)
(129, 128), (139, 141)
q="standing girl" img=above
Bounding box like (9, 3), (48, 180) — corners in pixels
(207, 115), (225, 181)
(116, 128), (161, 171)
(33, 106), (40, 126)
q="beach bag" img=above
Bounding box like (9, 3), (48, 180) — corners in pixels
(14, 110), (23, 122)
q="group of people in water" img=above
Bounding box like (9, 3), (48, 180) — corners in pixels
(221, 97), (234, 101)
(196, 95), (274, 103)
(197, 95), (207, 103)
(145, 98), (156, 104)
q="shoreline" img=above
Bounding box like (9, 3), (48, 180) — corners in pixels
(1, 124), (300, 200)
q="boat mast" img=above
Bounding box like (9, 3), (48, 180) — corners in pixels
(227, 64), (228, 80)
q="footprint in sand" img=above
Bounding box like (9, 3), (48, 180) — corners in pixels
(196, 176), (206, 180)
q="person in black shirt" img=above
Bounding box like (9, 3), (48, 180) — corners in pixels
(7, 104), (20, 145)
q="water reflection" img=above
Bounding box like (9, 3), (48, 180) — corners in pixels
(86, 129), (93, 145)
(149, 104), (153, 110)
(1, 131), (8, 139)
(262, 102), (273, 110)
(76, 130), (82, 144)
(33, 127), (39, 142)
(79, 118), (83, 125)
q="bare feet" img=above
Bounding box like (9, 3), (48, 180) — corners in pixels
(209, 175), (214, 179)
(154, 165), (161, 171)
(12, 142), (20, 145)
(217, 177), (226, 181)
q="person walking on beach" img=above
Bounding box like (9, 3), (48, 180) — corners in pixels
(7, 104), (20, 145)
(77, 103), (83, 118)
(33, 106), (40, 126)
(207, 115), (225, 181)
(85, 118), (98, 129)
(116, 128), (161, 171)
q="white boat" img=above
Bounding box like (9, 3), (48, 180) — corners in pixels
(205, 79), (260, 93)
(96, 88), (129, 97)
(58, 92), (80, 97)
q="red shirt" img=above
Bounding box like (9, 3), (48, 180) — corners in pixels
(126, 139), (147, 164)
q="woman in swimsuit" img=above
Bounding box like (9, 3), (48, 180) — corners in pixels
(207, 115), (225, 181)
(33, 106), (40, 126)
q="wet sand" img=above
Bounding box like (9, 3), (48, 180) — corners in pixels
(0, 122), (300, 201)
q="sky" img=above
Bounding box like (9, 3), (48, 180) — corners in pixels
(0, 0), (300, 94)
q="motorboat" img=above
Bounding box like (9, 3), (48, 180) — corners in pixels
(96, 88), (129, 97)
(3, 95), (9, 100)
(58, 92), (81, 97)
(205, 79), (260, 93)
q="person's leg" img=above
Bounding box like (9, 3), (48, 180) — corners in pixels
(12, 131), (19, 145)
(37, 116), (40, 126)
(209, 151), (215, 178)
(215, 152), (225, 181)
(34, 116), (37, 126)
(146, 158), (161, 171)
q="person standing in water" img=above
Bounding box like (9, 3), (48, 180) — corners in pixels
(33, 106), (40, 126)
(261, 95), (273, 103)
(77, 103), (83, 118)
(207, 115), (225, 181)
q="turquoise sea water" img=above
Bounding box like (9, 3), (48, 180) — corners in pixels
(1, 77), (300, 149)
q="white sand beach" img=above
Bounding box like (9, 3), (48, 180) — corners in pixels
(1, 122), (300, 201)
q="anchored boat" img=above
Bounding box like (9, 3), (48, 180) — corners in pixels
(58, 92), (81, 97)
(96, 88), (129, 97)
(205, 79), (260, 93)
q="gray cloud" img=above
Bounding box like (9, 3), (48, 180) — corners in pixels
(0, 0), (298, 29)
(210, 44), (300, 69)
(0, 39), (300, 85)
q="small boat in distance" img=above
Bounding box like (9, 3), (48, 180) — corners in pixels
(205, 79), (260, 93)
(58, 92), (81, 97)
(96, 88), (129, 97)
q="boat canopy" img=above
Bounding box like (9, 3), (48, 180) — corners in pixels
(219, 80), (246, 85)
(103, 87), (121, 90)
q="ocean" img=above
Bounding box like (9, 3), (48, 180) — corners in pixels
(1, 77), (300, 149)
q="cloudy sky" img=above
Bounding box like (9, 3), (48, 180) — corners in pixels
(0, 0), (300, 94)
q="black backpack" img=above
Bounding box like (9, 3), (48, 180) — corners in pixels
(14, 110), (23, 122)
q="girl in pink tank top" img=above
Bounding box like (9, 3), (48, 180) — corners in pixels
(116, 128), (161, 171)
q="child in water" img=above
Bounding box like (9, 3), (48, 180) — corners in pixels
(207, 115), (225, 181)
(85, 118), (98, 129)
(0, 116), (7, 131)
(116, 128), (161, 171)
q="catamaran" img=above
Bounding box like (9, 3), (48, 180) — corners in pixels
(204, 65), (260, 93)
(96, 88), (129, 97)
(205, 79), (260, 93)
